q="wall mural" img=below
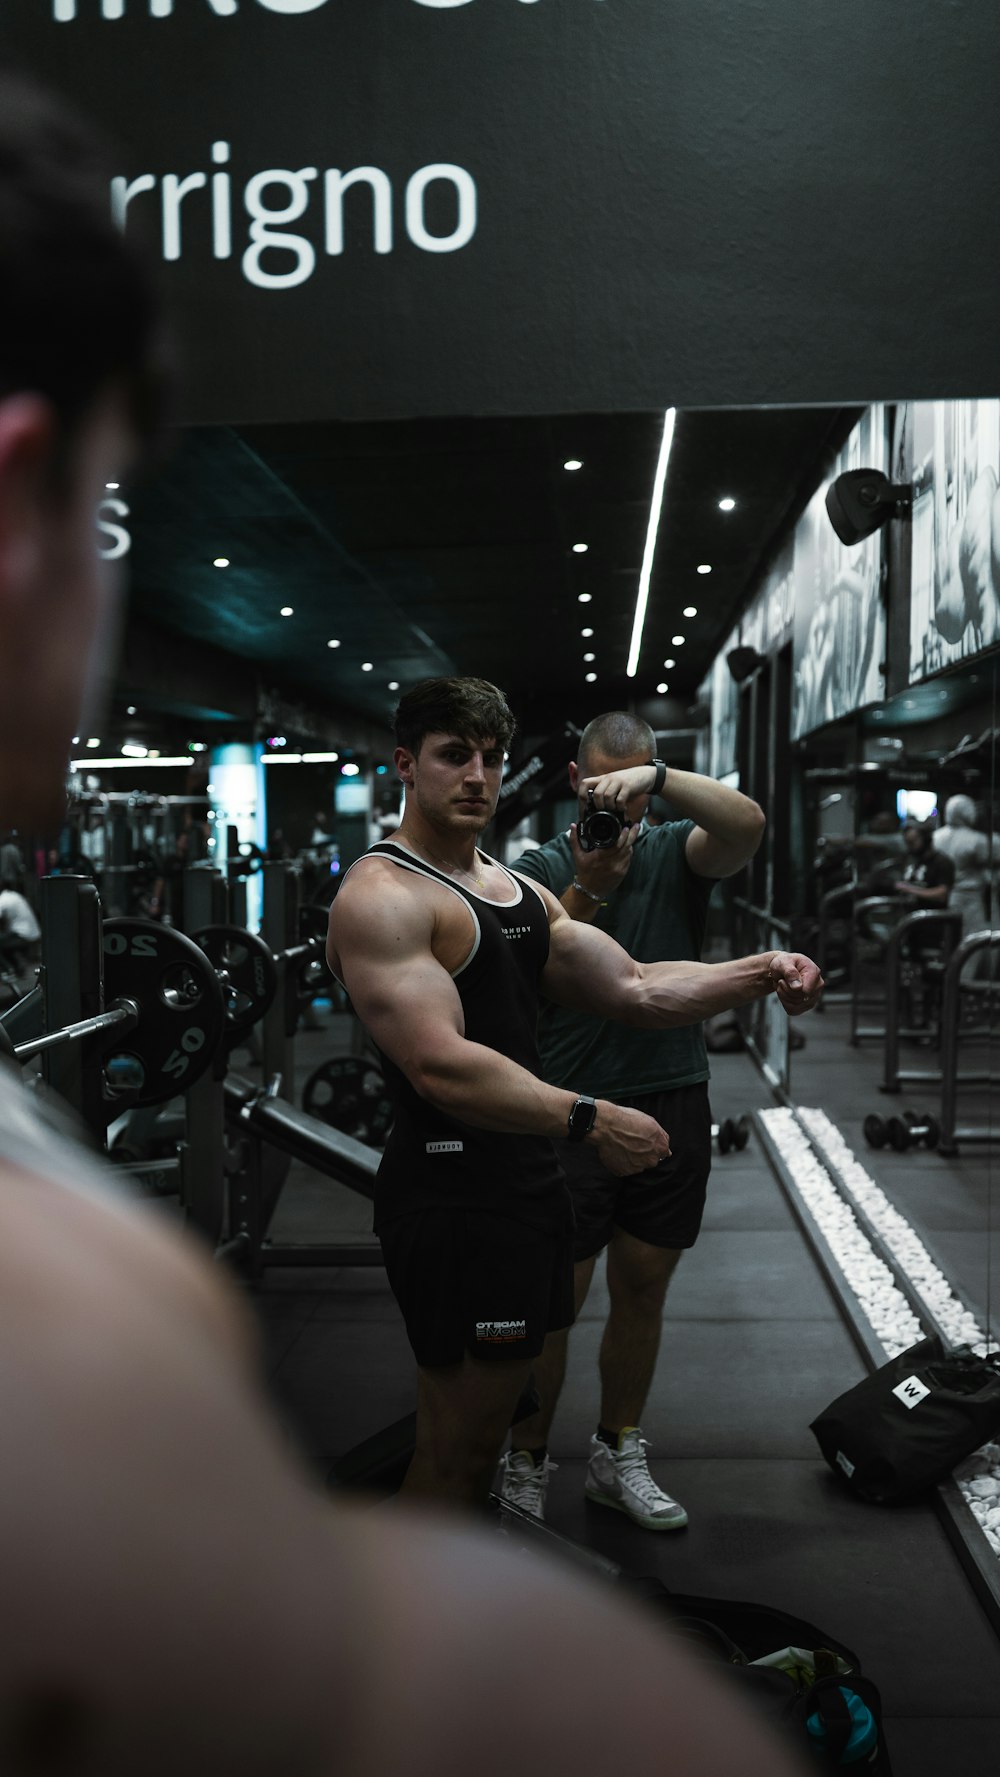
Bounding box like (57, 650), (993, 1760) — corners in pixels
(907, 398), (1000, 685)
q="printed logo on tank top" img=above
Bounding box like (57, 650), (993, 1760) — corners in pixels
(425, 1140), (464, 1154)
(476, 1319), (528, 1343)
(501, 924), (533, 940)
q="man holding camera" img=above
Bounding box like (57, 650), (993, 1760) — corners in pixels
(505, 713), (765, 1527)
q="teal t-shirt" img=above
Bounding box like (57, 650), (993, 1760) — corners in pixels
(511, 821), (715, 1099)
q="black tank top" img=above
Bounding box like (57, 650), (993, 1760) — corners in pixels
(344, 841), (570, 1231)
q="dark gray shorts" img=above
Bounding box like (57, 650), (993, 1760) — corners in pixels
(559, 1081), (712, 1261)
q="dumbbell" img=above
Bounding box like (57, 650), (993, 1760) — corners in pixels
(863, 1110), (941, 1152)
(712, 1115), (751, 1155)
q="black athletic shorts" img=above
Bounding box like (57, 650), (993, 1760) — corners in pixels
(378, 1206), (576, 1369)
(561, 1081), (712, 1262)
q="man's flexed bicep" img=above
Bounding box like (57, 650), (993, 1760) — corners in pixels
(327, 865), (467, 1095)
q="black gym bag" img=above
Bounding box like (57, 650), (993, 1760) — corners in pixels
(809, 1334), (1000, 1504)
(620, 1577), (893, 1771)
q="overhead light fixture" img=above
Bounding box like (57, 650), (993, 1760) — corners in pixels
(261, 752), (304, 764)
(213, 557), (230, 568)
(697, 564), (712, 575)
(564, 459), (583, 472)
(126, 705), (137, 716)
(121, 744), (148, 758)
(388, 681), (399, 691)
(280, 606), (293, 617)
(825, 468), (913, 546)
(627, 407), (677, 678)
(572, 543), (589, 554)
(656, 682), (668, 694)
(585, 672), (597, 683)
(683, 606), (697, 618)
(671, 635), (686, 646)
(71, 753), (195, 769)
(719, 497), (735, 512)
(581, 627), (594, 637)
(302, 752), (341, 763)
(341, 762), (361, 776)
(664, 658), (675, 669)
(578, 593), (592, 603)
(583, 652), (595, 662)
(105, 481), (120, 491)
(362, 662), (373, 672)
(86, 738), (101, 748)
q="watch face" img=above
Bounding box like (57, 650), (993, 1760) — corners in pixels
(569, 1096), (596, 1139)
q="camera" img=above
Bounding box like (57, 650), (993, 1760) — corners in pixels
(577, 791), (625, 852)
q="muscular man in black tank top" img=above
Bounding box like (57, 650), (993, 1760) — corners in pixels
(327, 676), (824, 1507)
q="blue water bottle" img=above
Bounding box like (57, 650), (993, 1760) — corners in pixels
(805, 1688), (879, 1764)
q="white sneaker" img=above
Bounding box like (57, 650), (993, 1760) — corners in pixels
(498, 1449), (557, 1520)
(584, 1429), (688, 1530)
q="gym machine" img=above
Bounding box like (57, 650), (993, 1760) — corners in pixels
(878, 907), (963, 1091)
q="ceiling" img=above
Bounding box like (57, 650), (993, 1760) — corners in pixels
(124, 405), (860, 748)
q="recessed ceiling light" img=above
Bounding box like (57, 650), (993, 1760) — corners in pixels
(682, 606), (697, 618)
(564, 459), (583, 472)
(697, 564), (712, 575)
(578, 593), (592, 603)
(126, 706), (137, 716)
(581, 627), (594, 637)
(583, 652), (595, 662)
(572, 543), (589, 554)
(585, 672), (597, 683)
(105, 482), (119, 491)
(656, 682), (668, 694)
(664, 658), (675, 669)
(671, 635), (686, 646)
(718, 498), (735, 512)
(87, 738), (100, 748)
(362, 662), (373, 672)
(213, 557), (230, 568)
(388, 681), (399, 691)
(327, 638), (341, 649)
(280, 606), (293, 617)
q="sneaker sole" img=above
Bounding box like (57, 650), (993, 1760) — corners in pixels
(583, 1484), (688, 1530)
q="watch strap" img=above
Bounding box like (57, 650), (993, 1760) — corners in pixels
(648, 758), (667, 796)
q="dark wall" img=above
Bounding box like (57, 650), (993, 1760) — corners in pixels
(8, 2), (1000, 422)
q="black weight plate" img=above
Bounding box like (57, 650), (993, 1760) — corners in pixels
(101, 918), (226, 1113)
(863, 1114), (887, 1149)
(924, 1115), (941, 1150)
(886, 1116), (910, 1151)
(192, 924), (278, 1047)
(303, 1057), (394, 1148)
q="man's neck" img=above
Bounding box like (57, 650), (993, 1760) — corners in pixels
(394, 815), (481, 872)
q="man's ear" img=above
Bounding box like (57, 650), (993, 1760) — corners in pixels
(394, 744), (416, 785)
(568, 761), (580, 793)
(0, 394), (58, 602)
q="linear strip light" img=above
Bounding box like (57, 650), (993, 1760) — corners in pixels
(627, 407), (677, 679)
(70, 756), (195, 770)
(260, 751), (342, 765)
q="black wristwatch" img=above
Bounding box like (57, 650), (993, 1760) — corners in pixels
(648, 758), (667, 796)
(567, 1094), (598, 1142)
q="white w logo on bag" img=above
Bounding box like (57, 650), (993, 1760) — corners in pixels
(891, 1374), (931, 1410)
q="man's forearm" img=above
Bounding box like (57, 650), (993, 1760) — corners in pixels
(657, 766), (764, 846)
(626, 951), (777, 1029)
(412, 1038), (580, 1139)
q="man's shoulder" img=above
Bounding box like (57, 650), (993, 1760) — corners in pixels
(509, 834), (571, 885)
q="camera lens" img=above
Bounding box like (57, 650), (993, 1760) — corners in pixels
(578, 796), (625, 851)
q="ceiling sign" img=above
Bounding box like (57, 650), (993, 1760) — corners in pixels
(7, 2), (1000, 422)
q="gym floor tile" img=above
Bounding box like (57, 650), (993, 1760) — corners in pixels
(877, 1717), (1000, 1774)
(548, 1315), (865, 1459)
(699, 1168), (800, 1232)
(541, 1458), (1000, 1722)
(662, 1230), (843, 1320)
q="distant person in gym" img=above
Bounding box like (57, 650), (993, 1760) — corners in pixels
(505, 715), (765, 1526)
(933, 794), (996, 938)
(896, 819), (955, 910)
(327, 679), (822, 1509)
(0, 70), (810, 1777)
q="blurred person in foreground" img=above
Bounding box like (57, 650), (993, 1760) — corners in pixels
(0, 68), (807, 1777)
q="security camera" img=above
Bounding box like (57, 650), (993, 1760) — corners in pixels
(825, 469), (913, 547)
